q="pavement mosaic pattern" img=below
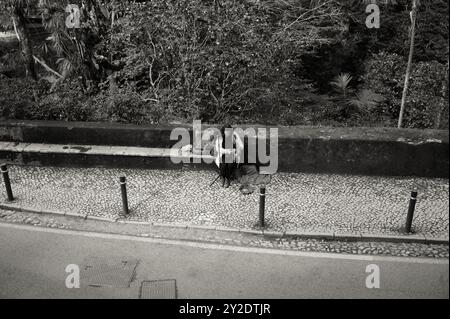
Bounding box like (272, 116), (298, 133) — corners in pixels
(2, 165), (449, 238)
(0, 208), (448, 258)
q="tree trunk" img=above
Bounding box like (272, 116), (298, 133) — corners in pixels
(74, 0), (108, 91)
(12, 8), (37, 81)
(398, 0), (417, 128)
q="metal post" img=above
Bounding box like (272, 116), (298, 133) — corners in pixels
(120, 176), (129, 215)
(259, 186), (266, 228)
(1, 164), (14, 201)
(405, 191), (417, 233)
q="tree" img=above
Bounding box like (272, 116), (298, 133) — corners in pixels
(106, 0), (348, 122)
(38, 0), (113, 91)
(2, 0), (37, 80)
(1, 0), (448, 127)
(398, 0), (418, 128)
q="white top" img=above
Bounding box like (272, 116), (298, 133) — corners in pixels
(214, 132), (244, 168)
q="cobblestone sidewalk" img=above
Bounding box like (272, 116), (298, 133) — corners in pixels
(0, 208), (448, 258)
(2, 165), (449, 238)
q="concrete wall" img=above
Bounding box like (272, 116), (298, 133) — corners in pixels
(0, 120), (182, 148)
(0, 120), (448, 177)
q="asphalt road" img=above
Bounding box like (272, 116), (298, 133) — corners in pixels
(0, 223), (448, 299)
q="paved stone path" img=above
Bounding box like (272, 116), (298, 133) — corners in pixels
(1, 165), (449, 238)
(0, 208), (448, 259)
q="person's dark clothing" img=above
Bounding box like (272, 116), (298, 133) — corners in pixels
(219, 132), (236, 179)
(219, 157), (234, 179)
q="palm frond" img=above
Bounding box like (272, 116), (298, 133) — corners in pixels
(349, 89), (384, 113)
(56, 57), (72, 78)
(330, 72), (352, 95)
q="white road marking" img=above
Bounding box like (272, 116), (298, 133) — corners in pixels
(0, 221), (448, 264)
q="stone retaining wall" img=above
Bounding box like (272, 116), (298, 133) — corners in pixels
(0, 120), (448, 177)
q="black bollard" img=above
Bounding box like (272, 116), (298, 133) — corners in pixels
(405, 191), (418, 233)
(259, 186), (266, 228)
(1, 164), (14, 201)
(120, 176), (129, 215)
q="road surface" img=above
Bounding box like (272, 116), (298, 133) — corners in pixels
(0, 222), (448, 299)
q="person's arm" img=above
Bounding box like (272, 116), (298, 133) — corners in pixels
(233, 133), (244, 164)
(214, 136), (221, 167)
(214, 137), (221, 157)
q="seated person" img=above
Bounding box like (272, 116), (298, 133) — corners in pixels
(214, 124), (244, 188)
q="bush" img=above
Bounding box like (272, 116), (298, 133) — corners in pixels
(32, 80), (95, 121)
(361, 52), (448, 128)
(406, 61), (448, 128)
(90, 85), (167, 125)
(0, 76), (169, 124)
(0, 75), (36, 119)
(1, 1), (447, 128)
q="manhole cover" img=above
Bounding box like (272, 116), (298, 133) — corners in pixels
(80, 256), (139, 288)
(140, 280), (177, 299)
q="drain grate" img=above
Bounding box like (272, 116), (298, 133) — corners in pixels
(80, 256), (139, 288)
(140, 280), (177, 299)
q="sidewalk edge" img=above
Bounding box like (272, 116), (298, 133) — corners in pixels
(1, 203), (448, 245)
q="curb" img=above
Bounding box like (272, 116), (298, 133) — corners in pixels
(0, 203), (23, 213)
(0, 203), (448, 245)
(116, 219), (150, 225)
(285, 230), (334, 240)
(65, 212), (88, 219)
(86, 215), (118, 223)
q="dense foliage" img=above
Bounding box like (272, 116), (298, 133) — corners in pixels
(0, 0), (448, 128)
